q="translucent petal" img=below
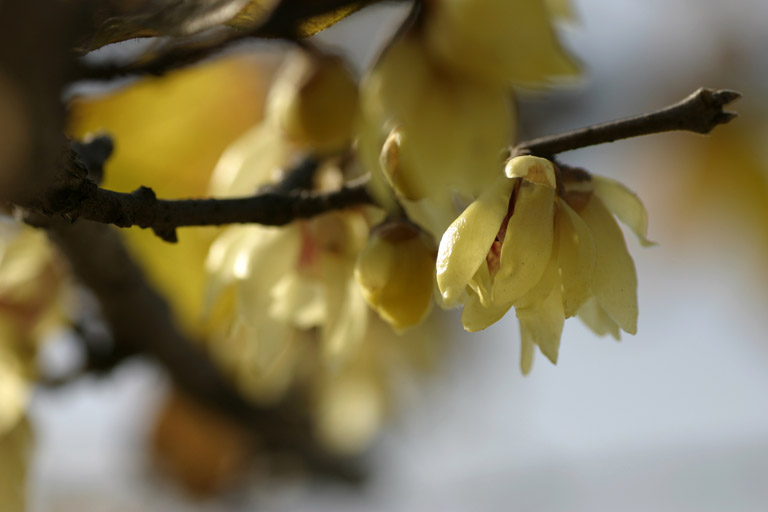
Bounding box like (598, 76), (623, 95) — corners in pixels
(233, 318), (301, 404)
(592, 175), (655, 247)
(557, 200), (596, 317)
(207, 122), (288, 197)
(516, 282), (565, 365)
(437, 175), (516, 306)
(505, 155), (557, 187)
(269, 273), (326, 329)
(461, 292), (512, 332)
(577, 296), (621, 340)
(580, 197), (638, 334)
(493, 183), (555, 304)
(320, 254), (368, 364)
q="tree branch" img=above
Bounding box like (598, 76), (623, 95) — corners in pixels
(20, 149), (374, 242)
(514, 87), (741, 158)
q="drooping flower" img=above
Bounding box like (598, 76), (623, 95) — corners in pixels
(422, 0), (580, 88)
(437, 156), (651, 373)
(358, 31), (514, 238)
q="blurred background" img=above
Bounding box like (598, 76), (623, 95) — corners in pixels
(29, 0), (768, 510)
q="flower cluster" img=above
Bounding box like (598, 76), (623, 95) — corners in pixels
(204, 50), (438, 455)
(203, 0), (651, 451)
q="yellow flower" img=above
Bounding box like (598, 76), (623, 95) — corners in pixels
(268, 51), (359, 154)
(354, 221), (436, 331)
(205, 206), (372, 402)
(436, 156), (651, 373)
(423, 0), (580, 88)
(358, 31), (514, 237)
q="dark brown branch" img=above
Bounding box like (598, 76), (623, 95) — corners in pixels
(74, 0), (380, 81)
(21, 150), (373, 242)
(83, 178), (372, 242)
(514, 88), (741, 158)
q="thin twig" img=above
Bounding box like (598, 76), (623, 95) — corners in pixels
(514, 88), (741, 158)
(74, 177), (372, 242)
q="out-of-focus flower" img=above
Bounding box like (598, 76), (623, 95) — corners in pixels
(437, 156), (651, 373)
(423, 0), (579, 88)
(269, 51), (359, 154)
(0, 221), (69, 511)
(203, 48), (440, 455)
(358, 31), (514, 237)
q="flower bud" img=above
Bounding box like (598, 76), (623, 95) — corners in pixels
(269, 51), (358, 153)
(355, 222), (436, 330)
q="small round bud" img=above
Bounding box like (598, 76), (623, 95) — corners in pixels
(355, 222), (436, 331)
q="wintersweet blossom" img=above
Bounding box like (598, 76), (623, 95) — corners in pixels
(437, 156), (652, 373)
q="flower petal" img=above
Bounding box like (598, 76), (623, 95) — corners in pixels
(580, 196), (638, 334)
(516, 281), (565, 365)
(467, 262), (493, 307)
(592, 175), (655, 247)
(461, 291), (512, 332)
(493, 182), (555, 304)
(577, 296), (621, 340)
(557, 200), (596, 317)
(437, 175), (516, 306)
(320, 254), (369, 364)
(505, 155), (557, 187)
(519, 333), (535, 375)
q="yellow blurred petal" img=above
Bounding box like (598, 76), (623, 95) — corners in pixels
(557, 200), (596, 317)
(505, 155), (557, 188)
(269, 273), (326, 329)
(577, 296), (621, 340)
(516, 281), (565, 365)
(545, 0), (578, 20)
(359, 33), (513, 203)
(0, 416), (31, 512)
(592, 175), (655, 247)
(0, 347), (28, 436)
(208, 122), (290, 197)
(494, 183), (555, 304)
(580, 197), (638, 334)
(424, 0), (580, 87)
(461, 291), (512, 332)
(320, 255), (368, 363)
(269, 51), (358, 153)
(437, 175), (517, 306)
(230, 318), (300, 404)
(315, 375), (383, 456)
